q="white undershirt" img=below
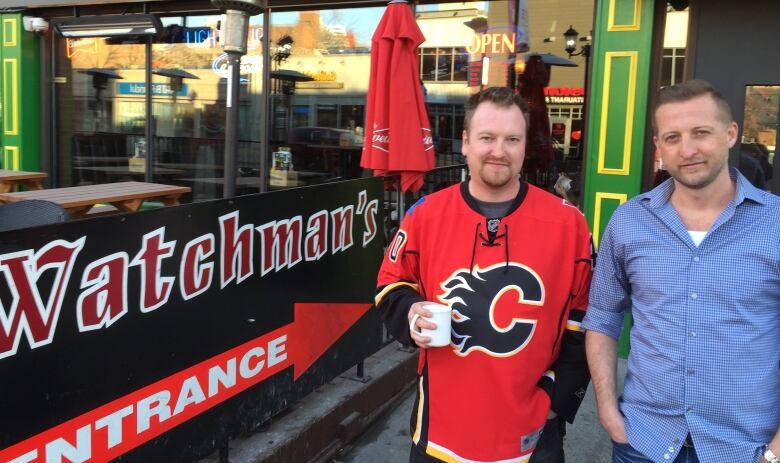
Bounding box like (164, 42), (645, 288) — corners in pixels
(688, 230), (707, 246)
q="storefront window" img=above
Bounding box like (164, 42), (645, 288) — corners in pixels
(53, 12), (264, 200)
(55, 35), (147, 188)
(420, 47), (469, 82)
(741, 85), (778, 192)
(267, 7), (382, 189)
(49, 1), (593, 201)
(414, 1), (593, 206)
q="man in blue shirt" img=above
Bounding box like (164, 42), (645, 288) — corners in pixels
(583, 79), (780, 463)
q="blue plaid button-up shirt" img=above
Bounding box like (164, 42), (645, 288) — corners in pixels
(583, 168), (780, 463)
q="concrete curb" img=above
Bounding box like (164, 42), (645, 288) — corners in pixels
(200, 343), (417, 463)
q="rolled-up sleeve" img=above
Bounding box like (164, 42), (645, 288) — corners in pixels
(582, 217), (631, 340)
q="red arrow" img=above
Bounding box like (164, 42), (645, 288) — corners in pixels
(289, 302), (372, 380)
(0, 302), (373, 462)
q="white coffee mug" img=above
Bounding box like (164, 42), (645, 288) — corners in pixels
(409, 303), (452, 347)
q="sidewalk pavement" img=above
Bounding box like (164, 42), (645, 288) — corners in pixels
(336, 354), (628, 463)
(201, 342), (626, 463)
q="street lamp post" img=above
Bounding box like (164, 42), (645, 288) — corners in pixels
(563, 25), (592, 159)
(211, 0), (263, 198)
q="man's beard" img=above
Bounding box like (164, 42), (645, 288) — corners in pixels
(669, 156), (727, 190)
(477, 163), (515, 188)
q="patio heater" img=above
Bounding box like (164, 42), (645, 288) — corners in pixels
(211, 0), (263, 198)
(152, 68), (200, 136)
(81, 68), (124, 132)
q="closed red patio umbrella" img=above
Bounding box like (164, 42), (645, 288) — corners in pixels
(360, 0), (434, 192)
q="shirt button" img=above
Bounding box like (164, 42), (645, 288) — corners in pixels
(687, 368), (695, 375)
(686, 406), (693, 412)
(668, 446), (675, 452)
(673, 438), (681, 444)
(689, 331), (697, 337)
(690, 292), (698, 299)
(664, 453), (671, 460)
(693, 256), (700, 262)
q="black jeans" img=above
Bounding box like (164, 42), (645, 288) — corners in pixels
(409, 417), (565, 463)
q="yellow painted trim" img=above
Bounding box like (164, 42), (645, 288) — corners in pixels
(3, 58), (19, 136)
(593, 192), (628, 248)
(608, 0), (642, 31)
(2, 18), (17, 47)
(597, 52), (638, 176)
(3, 146), (20, 170)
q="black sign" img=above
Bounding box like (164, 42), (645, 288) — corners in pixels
(0, 178), (384, 462)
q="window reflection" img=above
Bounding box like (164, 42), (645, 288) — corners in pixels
(742, 85), (778, 192)
(268, 8), (382, 189)
(151, 15), (264, 199)
(51, 1), (593, 202)
(54, 14), (264, 200)
(56, 36), (147, 188)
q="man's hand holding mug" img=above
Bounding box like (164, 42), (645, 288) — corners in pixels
(408, 301), (452, 348)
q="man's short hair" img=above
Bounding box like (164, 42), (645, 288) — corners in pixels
(653, 79), (733, 133)
(463, 87), (530, 132)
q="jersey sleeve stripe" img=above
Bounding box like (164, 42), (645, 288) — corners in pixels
(565, 320), (583, 332)
(375, 281), (420, 306)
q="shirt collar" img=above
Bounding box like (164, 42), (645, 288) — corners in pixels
(639, 166), (765, 209)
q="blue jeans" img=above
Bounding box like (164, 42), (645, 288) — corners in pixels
(612, 440), (699, 463)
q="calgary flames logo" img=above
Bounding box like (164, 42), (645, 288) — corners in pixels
(440, 263), (544, 357)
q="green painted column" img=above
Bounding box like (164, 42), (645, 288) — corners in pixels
(582, 0), (656, 357)
(0, 14), (41, 172)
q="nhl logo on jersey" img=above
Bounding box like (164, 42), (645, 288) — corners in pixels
(487, 218), (500, 233)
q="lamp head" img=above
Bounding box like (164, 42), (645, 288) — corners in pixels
(211, 0), (263, 54)
(210, 0), (263, 15)
(563, 25), (578, 56)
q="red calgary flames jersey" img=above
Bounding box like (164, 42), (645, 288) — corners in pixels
(376, 182), (592, 463)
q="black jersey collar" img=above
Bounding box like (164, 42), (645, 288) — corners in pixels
(460, 179), (528, 217)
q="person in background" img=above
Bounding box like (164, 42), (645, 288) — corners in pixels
(584, 79), (780, 463)
(375, 87), (593, 463)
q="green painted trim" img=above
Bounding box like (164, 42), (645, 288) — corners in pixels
(583, 0), (654, 240)
(618, 312), (633, 359)
(583, 0), (656, 359)
(0, 14), (41, 172)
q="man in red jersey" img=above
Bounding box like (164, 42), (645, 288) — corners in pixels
(375, 87), (593, 463)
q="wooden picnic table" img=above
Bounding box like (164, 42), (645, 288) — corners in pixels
(74, 166), (186, 176)
(0, 169), (47, 193)
(0, 181), (191, 218)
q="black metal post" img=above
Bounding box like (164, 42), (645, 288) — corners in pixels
(49, 26), (58, 186)
(580, 45), (591, 160)
(223, 51), (241, 198)
(145, 36), (154, 184)
(259, 9), (271, 193)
